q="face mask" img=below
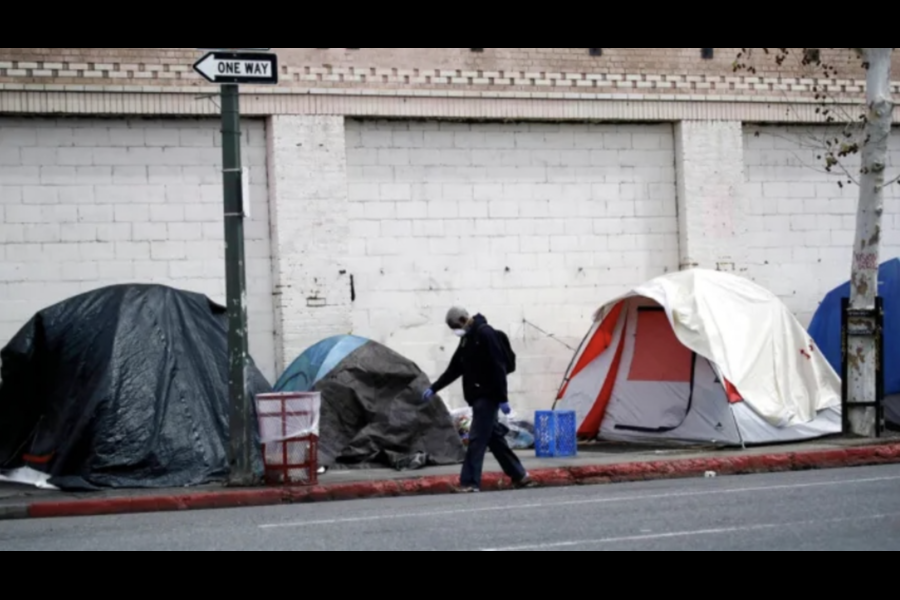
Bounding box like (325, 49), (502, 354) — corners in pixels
(452, 329), (467, 338)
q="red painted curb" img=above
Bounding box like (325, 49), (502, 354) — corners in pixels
(27, 488), (285, 519)
(16, 442), (900, 520)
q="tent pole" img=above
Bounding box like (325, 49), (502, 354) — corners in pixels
(552, 320), (595, 410)
(731, 407), (746, 450)
(715, 361), (746, 449)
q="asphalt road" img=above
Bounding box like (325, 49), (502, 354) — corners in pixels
(2, 465), (900, 550)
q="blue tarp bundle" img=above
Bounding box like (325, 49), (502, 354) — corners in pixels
(275, 335), (465, 470)
(808, 258), (899, 427)
(0, 284), (271, 490)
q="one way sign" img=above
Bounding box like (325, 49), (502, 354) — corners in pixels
(193, 51), (279, 84)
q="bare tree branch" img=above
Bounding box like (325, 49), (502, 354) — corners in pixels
(750, 125), (861, 185)
(734, 47), (899, 190)
(882, 171), (900, 187)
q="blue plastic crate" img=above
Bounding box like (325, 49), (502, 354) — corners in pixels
(534, 410), (577, 458)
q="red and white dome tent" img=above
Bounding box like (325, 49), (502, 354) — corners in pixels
(553, 269), (842, 447)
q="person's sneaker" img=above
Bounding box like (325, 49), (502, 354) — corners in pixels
(453, 485), (479, 494)
(514, 475), (537, 489)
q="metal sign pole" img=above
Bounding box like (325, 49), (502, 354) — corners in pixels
(194, 48), (278, 486)
(221, 82), (253, 485)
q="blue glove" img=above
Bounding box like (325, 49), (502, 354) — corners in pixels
(500, 402), (511, 415)
(422, 388), (435, 403)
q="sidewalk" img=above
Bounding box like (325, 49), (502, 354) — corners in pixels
(3, 436), (900, 520)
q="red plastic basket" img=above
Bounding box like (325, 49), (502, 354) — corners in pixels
(256, 392), (320, 486)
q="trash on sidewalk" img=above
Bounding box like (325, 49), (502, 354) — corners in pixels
(274, 335), (465, 472)
(450, 407), (536, 450)
(0, 466), (58, 490)
(0, 284), (272, 492)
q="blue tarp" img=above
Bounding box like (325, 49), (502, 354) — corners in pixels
(808, 259), (899, 421)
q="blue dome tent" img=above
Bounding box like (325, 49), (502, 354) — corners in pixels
(808, 258), (900, 429)
(274, 335), (368, 392)
(274, 335), (465, 471)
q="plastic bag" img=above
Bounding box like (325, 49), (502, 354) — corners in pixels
(256, 392), (321, 444)
(501, 410), (536, 450)
(451, 408), (473, 446)
(0, 466), (59, 490)
(449, 406), (535, 450)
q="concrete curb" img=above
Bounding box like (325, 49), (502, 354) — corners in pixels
(0, 504), (29, 520)
(7, 442), (900, 520)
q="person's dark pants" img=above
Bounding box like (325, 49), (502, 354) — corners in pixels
(460, 397), (527, 489)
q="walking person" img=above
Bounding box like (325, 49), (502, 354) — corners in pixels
(422, 307), (536, 493)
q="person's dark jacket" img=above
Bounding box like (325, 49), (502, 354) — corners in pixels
(431, 314), (508, 405)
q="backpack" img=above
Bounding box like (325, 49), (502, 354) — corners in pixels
(479, 324), (517, 374)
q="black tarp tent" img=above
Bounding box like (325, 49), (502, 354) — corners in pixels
(0, 284), (271, 491)
(275, 335), (466, 471)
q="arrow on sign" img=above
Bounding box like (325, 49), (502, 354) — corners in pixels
(193, 51), (279, 84)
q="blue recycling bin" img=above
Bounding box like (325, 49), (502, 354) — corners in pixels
(534, 410), (577, 458)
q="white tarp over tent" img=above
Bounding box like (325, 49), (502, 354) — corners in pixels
(554, 269), (842, 446)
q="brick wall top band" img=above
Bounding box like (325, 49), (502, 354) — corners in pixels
(0, 48), (895, 102)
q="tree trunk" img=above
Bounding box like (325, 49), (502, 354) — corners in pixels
(847, 48), (893, 437)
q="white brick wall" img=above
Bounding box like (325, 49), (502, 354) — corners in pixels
(345, 119), (679, 414)
(267, 116), (352, 375)
(676, 121), (748, 271)
(743, 124), (900, 325)
(0, 117), (276, 381)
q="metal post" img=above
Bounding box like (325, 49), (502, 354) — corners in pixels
(221, 83), (253, 486)
(841, 297), (849, 435)
(876, 296), (885, 437)
(842, 295), (884, 438)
